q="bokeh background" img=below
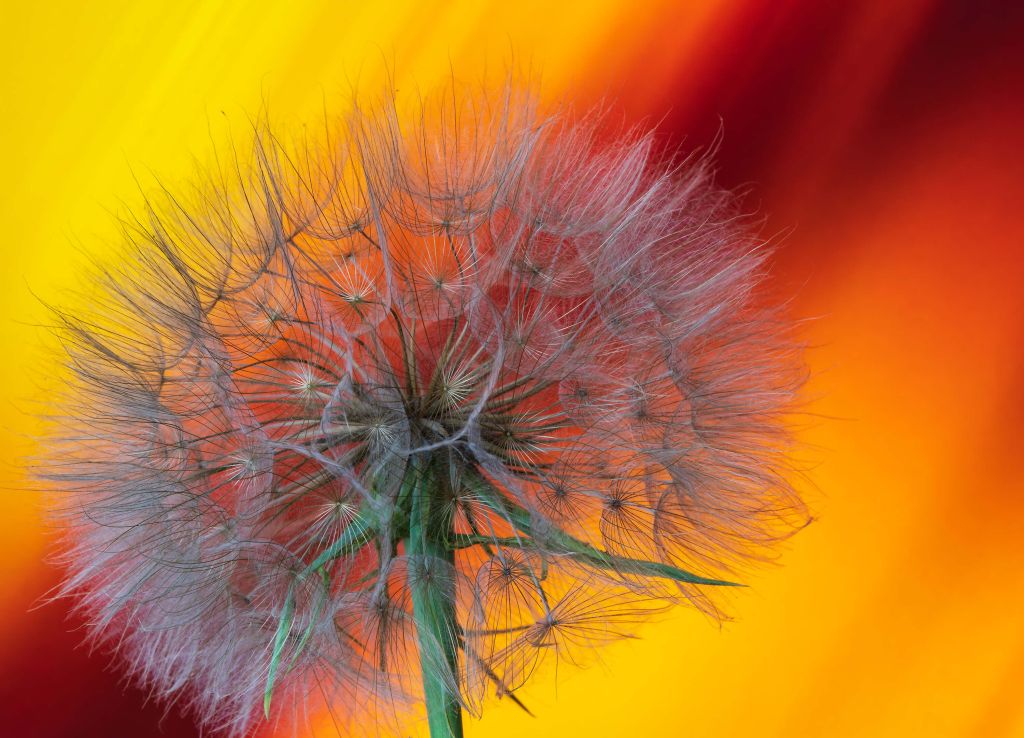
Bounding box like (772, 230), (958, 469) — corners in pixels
(2, 1), (1022, 736)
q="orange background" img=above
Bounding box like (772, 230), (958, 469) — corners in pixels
(2, 1), (1022, 736)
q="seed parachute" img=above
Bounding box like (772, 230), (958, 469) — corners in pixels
(38, 83), (808, 738)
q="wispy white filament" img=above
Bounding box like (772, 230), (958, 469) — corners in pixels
(38, 83), (808, 737)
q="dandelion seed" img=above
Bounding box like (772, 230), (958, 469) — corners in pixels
(36, 81), (809, 738)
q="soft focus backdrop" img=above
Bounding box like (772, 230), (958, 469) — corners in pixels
(2, 1), (1022, 736)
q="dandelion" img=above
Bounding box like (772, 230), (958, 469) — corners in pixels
(37, 82), (808, 738)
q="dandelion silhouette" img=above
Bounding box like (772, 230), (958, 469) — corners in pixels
(39, 84), (807, 738)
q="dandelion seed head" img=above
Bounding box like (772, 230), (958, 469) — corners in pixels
(37, 82), (809, 737)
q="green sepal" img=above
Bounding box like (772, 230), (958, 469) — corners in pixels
(263, 507), (378, 719)
(264, 584), (295, 718)
(301, 510), (377, 576)
(288, 566), (330, 670)
(461, 468), (742, 588)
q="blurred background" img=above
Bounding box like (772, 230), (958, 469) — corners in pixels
(1, 1), (1022, 736)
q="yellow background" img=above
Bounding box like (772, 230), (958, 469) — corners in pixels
(2, 2), (1023, 736)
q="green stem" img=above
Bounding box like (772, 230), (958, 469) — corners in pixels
(405, 462), (464, 738)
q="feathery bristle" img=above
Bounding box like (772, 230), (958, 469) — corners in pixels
(36, 82), (808, 737)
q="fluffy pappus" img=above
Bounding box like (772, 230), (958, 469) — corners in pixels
(35, 82), (809, 738)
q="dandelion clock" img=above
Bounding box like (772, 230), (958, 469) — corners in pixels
(36, 83), (809, 738)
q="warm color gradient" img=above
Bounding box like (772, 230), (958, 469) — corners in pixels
(2, 2), (1022, 737)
